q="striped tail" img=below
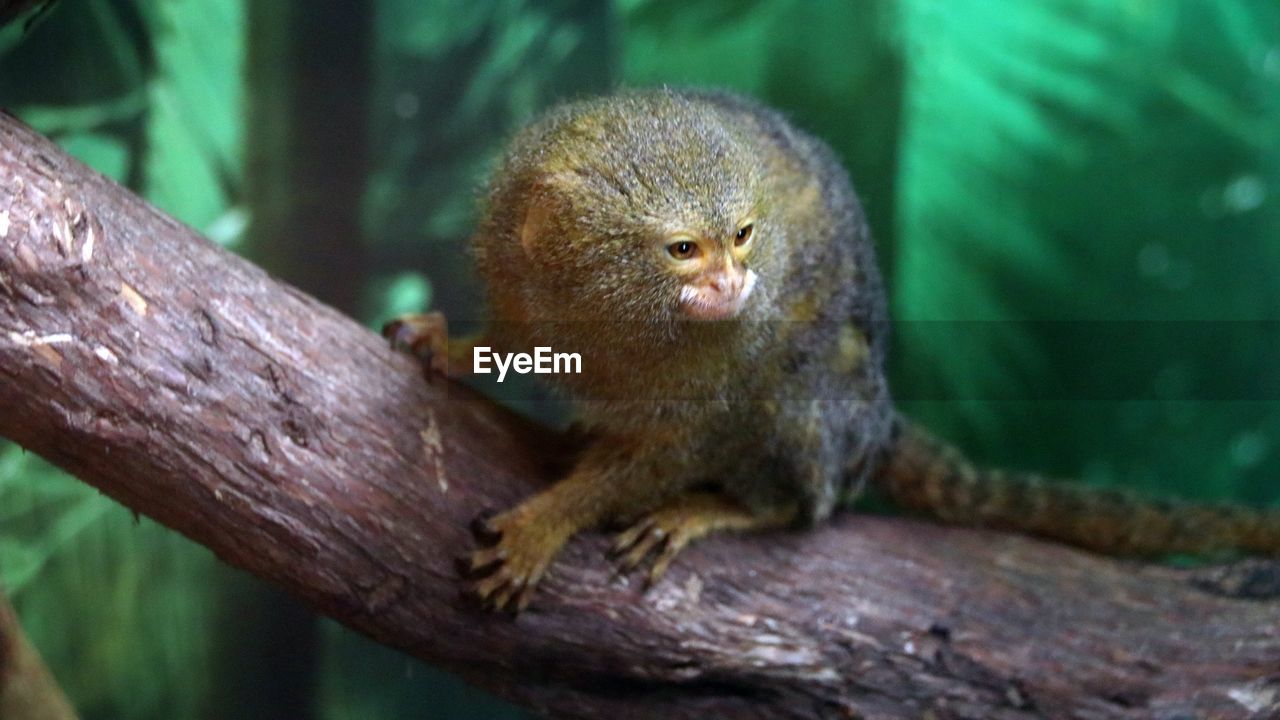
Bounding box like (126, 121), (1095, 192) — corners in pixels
(873, 417), (1280, 557)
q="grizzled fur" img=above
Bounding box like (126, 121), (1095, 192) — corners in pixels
(418, 88), (1278, 613)
(474, 88), (893, 524)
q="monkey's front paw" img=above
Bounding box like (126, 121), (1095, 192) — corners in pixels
(462, 509), (567, 614)
(382, 311), (450, 377)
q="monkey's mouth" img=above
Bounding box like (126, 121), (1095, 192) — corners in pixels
(678, 269), (757, 321)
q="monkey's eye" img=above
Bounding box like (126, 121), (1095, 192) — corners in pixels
(667, 240), (700, 260)
(734, 223), (754, 246)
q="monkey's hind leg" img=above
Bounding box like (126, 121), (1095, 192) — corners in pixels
(612, 493), (797, 587)
(382, 311), (483, 378)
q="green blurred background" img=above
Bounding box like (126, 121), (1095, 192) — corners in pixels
(1, 1), (1277, 718)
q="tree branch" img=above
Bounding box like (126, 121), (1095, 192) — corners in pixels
(0, 590), (78, 720)
(1, 112), (1277, 719)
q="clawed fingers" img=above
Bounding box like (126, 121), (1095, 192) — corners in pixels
(610, 517), (655, 556)
(469, 557), (546, 614)
(617, 526), (667, 573)
(471, 509), (502, 543)
(465, 545), (507, 574)
(646, 535), (689, 587)
(381, 313), (449, 380)
(459, 507), (557, 614)
(611, 516), (692, 587)
(381, 318), (408, 347)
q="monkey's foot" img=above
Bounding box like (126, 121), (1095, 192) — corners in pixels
(382, 311), (451, 377)
(612, 493), (774, 587)
(464, 507), (570, 614)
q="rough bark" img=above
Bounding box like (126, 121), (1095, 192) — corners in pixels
(0, 591), (79, 720)
(1, 112), (1278, 720)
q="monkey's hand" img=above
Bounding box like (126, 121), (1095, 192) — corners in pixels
(463, 460), (623, 614)
(465, 504), (570, 614)
(612, 493), (797, 587)
(382, 311), (480, 378)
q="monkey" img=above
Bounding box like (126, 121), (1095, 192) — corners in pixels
(384, 88), (1280, 613)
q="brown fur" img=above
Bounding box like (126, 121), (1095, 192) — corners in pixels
(880, 419), (1280, 556)
(388, 88), (1279, 612)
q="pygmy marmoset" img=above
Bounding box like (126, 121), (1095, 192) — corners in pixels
(386, 88), (1280, 613)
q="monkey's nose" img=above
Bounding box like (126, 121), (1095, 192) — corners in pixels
(710, 273), (742, 296)
(680, 268), (756, 320)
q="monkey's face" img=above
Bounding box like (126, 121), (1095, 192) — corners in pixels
(507, 93), (772, 329)
(661, 219), (758, 321)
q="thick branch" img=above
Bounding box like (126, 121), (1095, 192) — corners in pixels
(0, 113), (1277, 719)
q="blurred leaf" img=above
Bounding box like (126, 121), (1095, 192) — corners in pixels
(1, 444), (223, 719)
(363, 271), (433, 327)
(0, 0), (60, 38)
(0, 0), (147, 117)
(0, 491), (110, 592)
(364, 0), (616, 333)
(143, 82), (233, 228)
(203, 205), (250, 247)
(139, 0), (245, 231)
(0, 539), (44, 590)
(1, 2), (248, 719)
(55, 130), (131, 180)
(891, 0), (1280, 503)
(622, 0), (789, 90)
(15, 89), (147, 132)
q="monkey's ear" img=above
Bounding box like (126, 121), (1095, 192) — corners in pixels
(518, 172), (577, 256)
(519, 196), (552, 257)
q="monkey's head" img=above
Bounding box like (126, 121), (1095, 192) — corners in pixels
(485, 90), (780, 333)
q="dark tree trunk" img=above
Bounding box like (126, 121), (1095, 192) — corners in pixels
(1, 113), (1278, 720)
(245, 1), (372, 315)
(215, 4), (379, 716)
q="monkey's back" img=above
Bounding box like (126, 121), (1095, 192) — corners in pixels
(691, 91), (895, 522)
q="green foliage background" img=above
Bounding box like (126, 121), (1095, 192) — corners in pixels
(1, 1), (1277, 718)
